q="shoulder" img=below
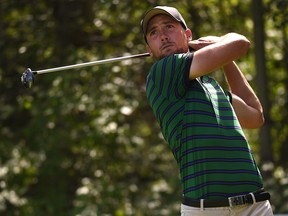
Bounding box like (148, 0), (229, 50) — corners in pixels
(150, 52), (193, 71)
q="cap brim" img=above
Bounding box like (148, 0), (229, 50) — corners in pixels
(142, 8), (180, 35)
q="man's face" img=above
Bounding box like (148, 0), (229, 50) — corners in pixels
(145, 14), (192, 60)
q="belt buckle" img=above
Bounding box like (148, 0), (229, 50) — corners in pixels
(228, 195), (246, 207)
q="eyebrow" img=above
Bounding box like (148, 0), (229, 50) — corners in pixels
(146, 20), (176, 35)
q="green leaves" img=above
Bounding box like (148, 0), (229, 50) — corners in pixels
(0, 0), (287, 215)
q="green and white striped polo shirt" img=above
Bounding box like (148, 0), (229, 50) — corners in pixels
(146, 53), (263, 200)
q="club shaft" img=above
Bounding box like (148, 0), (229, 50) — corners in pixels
(33, 53), (150, 75)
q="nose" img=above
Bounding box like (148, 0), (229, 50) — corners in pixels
(159, 29), (169, 41)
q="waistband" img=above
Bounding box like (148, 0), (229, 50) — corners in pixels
(182, 189), (270, 208)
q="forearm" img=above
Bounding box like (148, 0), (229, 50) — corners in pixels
(224, 62), (257, 105)
(224, 62), (264, 128)
(189, 33), (250, 79)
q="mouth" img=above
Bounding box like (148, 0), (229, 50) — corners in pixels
(160, 43), (174, 51)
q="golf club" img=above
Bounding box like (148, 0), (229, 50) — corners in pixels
(21, 52), (150, 88)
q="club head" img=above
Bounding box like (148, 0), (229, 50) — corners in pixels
(21, 68), (34, 88)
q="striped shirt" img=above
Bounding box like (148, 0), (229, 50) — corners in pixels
(146, 53), (263, 200)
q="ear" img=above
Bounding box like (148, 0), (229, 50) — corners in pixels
(186, 29), (192, 41)
(146, 44), (153, 57)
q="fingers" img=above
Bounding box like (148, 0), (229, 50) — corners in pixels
(197, 36), (220, 42)
(188, 40), (204, 50)
(188, 36), (220, 50)
(188, 39), (214, 50)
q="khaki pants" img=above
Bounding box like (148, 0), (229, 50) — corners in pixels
(181, 200), (274, 216)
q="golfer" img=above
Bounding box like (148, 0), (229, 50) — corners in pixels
(141, 6), (274, 216)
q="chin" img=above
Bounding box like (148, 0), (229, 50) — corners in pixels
(156, 49), (182, 60)
(162, 50), (176, 57)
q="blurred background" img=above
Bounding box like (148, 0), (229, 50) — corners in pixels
(0, 0), (287, 215)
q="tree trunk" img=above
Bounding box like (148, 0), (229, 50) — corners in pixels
(279, 14), (288, 167)
(252, 0), (274, 175)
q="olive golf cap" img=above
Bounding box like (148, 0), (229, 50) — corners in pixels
(141, 6), (188, 40)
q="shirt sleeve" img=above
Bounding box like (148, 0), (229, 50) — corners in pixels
(224, 90), (233, 104)
(147, 52), (193, 101)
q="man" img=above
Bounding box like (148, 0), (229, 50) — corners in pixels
(141, 6), (273, 216)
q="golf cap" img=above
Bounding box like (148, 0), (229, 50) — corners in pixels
(141, 6), (188, 39)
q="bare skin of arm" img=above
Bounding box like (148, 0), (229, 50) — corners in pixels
(189, 33), (250, 79)
(223, 62), (264, 129)
(189, 35), (264, 129)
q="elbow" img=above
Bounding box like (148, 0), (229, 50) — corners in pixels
(242, 39), (250, 55)
(256, 105), (265, 128)
(237, 35), (250, 56)
(243, 111), (265, 129)
(228, 33), (251, 57)
(254, 114), (265, 129)
(258, 111), (265, 127)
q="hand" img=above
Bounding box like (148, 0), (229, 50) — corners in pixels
(189, 36), (221, 51)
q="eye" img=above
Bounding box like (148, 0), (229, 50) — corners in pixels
(166, 24), (174, 30)
(148, 30), (158, 37)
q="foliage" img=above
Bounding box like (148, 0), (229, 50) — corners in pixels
(0, 0), (287, 215)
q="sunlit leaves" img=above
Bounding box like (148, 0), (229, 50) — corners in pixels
(0, 0), (287, 215)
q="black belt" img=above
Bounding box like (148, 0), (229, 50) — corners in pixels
(182, 189), (270, 208)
